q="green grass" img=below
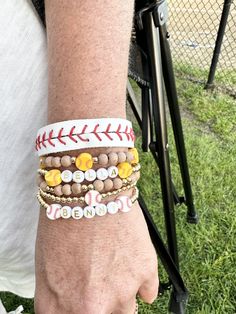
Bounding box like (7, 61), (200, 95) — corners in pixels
(1, 75), (236, 313)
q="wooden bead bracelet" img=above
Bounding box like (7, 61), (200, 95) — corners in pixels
(37, 163), (141, 187)
(37, 186), (139, 220)
(38, 171), (140, 196)
(38, 181), (138, 205)
(40, 148), (139, 169)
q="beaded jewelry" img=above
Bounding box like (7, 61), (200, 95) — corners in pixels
(40, 148), (139, 168)
(37, 186), (139, 220)
(38, 181), (138, 205)
(37, 163), (141, 187)
(38, 171), (140, 196)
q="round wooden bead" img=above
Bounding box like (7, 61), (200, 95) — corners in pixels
(46, 204), (62, 220)
(116, 195), (132, 212)
(126, 151), (134, 163)
(52, 157), (61, 167)
(83, 206), (96, 218)
(107, 201), (119, 214)
(71, 183), (82, 195)
(45, 169), (62, 187)
(93, 180), (104, 192)
(96, 168), (108, 180)
(45, 156), (53, 167)
(108, 152), (118, 166)
(61, 206), (72, 219)
(40, 181), (47, 191)
(108, 166), (118, 178)
(85, 169), (97, 182)
(95, 203), (107, 216)
(62, 184), (72, 196)
(117, 162), (133, 179)
(113, 178), (123, 189)
(61, 170), (73, 183)
(73, 170), (85, 183)
(61, 155), (72, 167)
(71, 206), (84, 219)
(117, 152), (127, 163)
(84, 190), (102, 206)
(98, 153), (108, 166)
(128, 148), (139, 164)
(104, 179), (113, 192)
(75, 153), (93, 171)
(54, 185), (63, 196)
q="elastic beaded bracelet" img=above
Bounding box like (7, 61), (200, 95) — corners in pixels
(37, 186), (139, 220)
(38, 171), (140, 196)
(38, 181), (138, 205)
(40, 148), (139, 169)
(37, 163), (141, 187)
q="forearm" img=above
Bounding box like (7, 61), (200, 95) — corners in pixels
(45, 0), (134, 123)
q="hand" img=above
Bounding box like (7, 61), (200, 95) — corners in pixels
(34, 199), (159, 314)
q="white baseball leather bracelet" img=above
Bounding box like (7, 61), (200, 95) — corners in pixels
(35, 118), (135, 156)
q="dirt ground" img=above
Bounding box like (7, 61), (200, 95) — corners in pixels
(167, 0), (236, 70)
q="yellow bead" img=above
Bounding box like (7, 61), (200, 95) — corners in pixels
(75, 153), (93, 171)
(128, 148), (139, 164)
(45, 169), (62, 187)
(117, 162), (133, 179)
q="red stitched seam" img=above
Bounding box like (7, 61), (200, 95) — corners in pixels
(48, 130), (55, 147)
(42, 132), (47, 148)
(115, 124), (122, 140)
(58, 128), (66, 145)
(92, 124), (102, 141)
(68, 126), (78, 143)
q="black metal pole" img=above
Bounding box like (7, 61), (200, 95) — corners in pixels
(205, 0), (232, 89)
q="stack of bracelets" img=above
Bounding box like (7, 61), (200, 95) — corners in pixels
(35, 118), (141, 221)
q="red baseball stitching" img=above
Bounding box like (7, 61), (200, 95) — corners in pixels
(36, 123), (135, 151)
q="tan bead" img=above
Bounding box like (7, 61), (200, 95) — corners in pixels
(40, 181), (47, 192)
(108, 152), (118, 166)
(104, 178), (113, 192)
(61, 155), (72, 167)
(126, 152), (134, 163)
(113, 178), (123, 189)
(54, 185), (63, 196)
(98, 154), (108, 166)
(62, 184), (72, 196)
(52, 157), (61, 167)
(117, 152), (127, 163)
(93, 179), (104, 192)
(71, 183), (81, 195)
(45, 156), (53, 167)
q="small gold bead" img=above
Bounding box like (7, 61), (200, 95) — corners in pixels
(107, 192), (112, 196)
(55, 197), (60, 202)
(127, 177), (132, 182)
(71, 157), (76, 163)
(122, 186), (126, 191)
(81, 185), (87, 191)
(101, 193), (106, 198)
(61, 197), (66, 203)
(67, 197), (72, 203)
(88, 184), (94, 190)
(113, 190), (118, 195)
(51, 195), (56, 201)
(73, 197), (78, 202)
(93, 157), (98, 163)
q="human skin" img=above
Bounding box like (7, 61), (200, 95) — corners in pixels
(34, 1), (159, 313)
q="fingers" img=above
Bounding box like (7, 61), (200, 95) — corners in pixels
(111, 296), (137, 314)
(137, 273), (159, 304)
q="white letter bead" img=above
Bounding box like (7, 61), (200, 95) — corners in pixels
(107, 201), (119, 214)
(95, 203), (107, 216)
(83, 206), (96, 218)
(46, 204), (62, 220)
(84, 190), (102, 206)
(96, 168), (108, 180)
(108, 166), (118, 178)
(71, 206), (84, 219)
(85, 169), (97, 182)
(61, 206), (72, 219)
(73, 170), (85, 183)
(61, 170), (73, 183)
(115, 196), (132, 212)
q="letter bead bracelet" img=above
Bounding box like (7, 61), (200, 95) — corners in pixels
(35, 118), (140, 221)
